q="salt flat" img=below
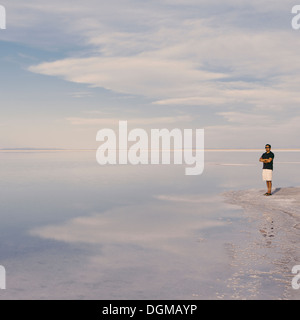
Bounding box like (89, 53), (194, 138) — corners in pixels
(223, 187), (300, 300)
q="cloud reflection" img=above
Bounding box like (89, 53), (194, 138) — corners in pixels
(30, 197), (226, 252)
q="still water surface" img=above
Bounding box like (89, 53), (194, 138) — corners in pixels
(0, 150), (299, 299)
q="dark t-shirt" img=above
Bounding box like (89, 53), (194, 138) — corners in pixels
(261, 151), (274, 170)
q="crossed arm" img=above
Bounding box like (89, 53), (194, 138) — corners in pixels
(259, 157), (273, 163)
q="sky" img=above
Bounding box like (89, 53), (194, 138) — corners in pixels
(1, 0), (300, 149)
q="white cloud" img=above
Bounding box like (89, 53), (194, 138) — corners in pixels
(155, 194), (222, 203)
(26, 10), (300, 109)
(29, 203), (226, 249)
(66, 115), (193, 126)
(68, 91), (93, 98)
(4, 0), (300, 148)
(28, 55), (227, 100)
(216, 112), (274, 125)
(205, 115), (300, 148)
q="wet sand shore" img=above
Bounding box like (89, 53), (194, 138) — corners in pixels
(222, 187), (300, 300)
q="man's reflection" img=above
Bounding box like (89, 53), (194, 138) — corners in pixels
(259, 212), (275, 247)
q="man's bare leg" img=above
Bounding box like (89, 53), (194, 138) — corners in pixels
(266, 181), (272, 195)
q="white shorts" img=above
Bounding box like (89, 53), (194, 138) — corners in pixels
(262, 169), (273, 181)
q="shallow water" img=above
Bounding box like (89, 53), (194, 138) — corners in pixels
(223, 187), (300, 300)
(0, 150), (299, 299)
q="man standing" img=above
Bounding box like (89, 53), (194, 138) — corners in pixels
(259, 144), (275, 196)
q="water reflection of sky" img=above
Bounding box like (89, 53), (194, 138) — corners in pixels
(0, 151), (299, 299)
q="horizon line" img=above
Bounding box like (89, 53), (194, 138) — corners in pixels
(1, 148), (300, 152)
